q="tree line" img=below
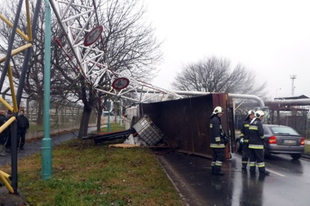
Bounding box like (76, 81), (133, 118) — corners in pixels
(0, 0), (267, 138)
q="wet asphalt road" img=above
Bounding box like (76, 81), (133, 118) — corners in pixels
(158, 152), (310, 206)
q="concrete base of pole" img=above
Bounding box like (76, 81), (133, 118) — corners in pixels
(41, 138), (52, 180)
(0, 187), (27, 205)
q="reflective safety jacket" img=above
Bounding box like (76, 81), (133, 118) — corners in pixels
(248, 118), (264, 149)
(210, 115), (225, 148)
(240, 119), (251, 143)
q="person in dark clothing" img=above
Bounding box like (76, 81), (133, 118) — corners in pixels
(17, 110), (29, 150)
(249, 110), (270, 176)
(210, 106), (226, 176)
(240, 110), (255, 172)
(0, 109), (8, 156)
(5, 110), (14, 153)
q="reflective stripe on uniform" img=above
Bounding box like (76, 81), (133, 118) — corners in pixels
(244, 139), (249, 143)
(248, 144), (264, 149)
(249, 162), (256, 167)
(215, 161), (222, 166)
(244, 124), (249, 128)
(257, 162), (265, 167)
(210, 123), (213, 128)
(249, 125), (258, 130)
(211, 162), (215, 166)
(215, 136), (221, 142)
(260, 136), (264, 139)
(210, 143), (225, 148)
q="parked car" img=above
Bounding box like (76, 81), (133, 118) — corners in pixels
(235, 124), (305, 160)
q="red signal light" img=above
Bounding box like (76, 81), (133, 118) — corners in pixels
(269, 136), (277, 144)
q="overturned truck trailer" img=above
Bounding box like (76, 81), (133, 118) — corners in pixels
(138, 93), (236, 159)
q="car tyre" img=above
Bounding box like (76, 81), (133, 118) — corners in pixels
(291, 154), (301, 160)
(264, 148), (271, 159)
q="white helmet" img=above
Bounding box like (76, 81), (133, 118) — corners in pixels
(255, 110), (265, 118)
(248, 110), (255, 115)
(213, 106), (224, 114)
(245, 110), (255, 120)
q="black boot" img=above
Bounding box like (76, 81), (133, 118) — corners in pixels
(250, 167), (256, 174)
(211, 166), (216, 174)
(259, 169), (270, 176)
(214, 166), (224, 176)
(242, 165), (247, 172)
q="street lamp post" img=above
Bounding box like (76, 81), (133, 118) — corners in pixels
(290, 75), (297, 96)
(275, 88), (281, 98)
(42, 0), (52, 180)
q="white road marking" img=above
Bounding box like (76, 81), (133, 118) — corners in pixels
(266, 169), (286, 177)
(302, 173), (310, 177)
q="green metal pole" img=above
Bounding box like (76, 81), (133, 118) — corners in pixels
(42, 0), (52, 179)
(119, 99), (122, 125)
(107, 100), (111, 132)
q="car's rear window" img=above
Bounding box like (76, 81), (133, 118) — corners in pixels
(269, 126), (299, 135)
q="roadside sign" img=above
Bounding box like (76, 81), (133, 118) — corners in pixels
(112, 77), (130, 90)
(83, 25), (103, 46)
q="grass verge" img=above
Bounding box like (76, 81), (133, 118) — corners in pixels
(1, 126), (184, 205)
(100, 124), (128, 133)
(304, 144), (310, 155)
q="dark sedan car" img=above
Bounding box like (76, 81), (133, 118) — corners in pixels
(235, 124), (305, 160)
(263, 124), (305, 160)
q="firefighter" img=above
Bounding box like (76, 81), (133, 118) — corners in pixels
(248, 110), (270, 176)
(240, 110), (255, 171)
(0, 110), (8, 156)
(210, 106), (226, 176)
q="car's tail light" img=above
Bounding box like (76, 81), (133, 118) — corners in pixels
(269, 136), (277, 144)
(300, 137), (305, 145)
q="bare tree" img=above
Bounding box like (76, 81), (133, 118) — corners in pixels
(0, 0), (64, 125)
(172, 56), (267, 98)
(55, 0), (163, 137)
(0, 0), (163, 136)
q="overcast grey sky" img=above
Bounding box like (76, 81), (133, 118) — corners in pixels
(146, 0), (310, 99)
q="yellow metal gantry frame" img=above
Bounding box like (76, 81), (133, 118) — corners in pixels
(0, 0), (33, 193)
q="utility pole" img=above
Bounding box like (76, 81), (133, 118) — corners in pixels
(42, 0), (52, 179)
(275, 88), (281, 98)
(290, 75), (296, 96)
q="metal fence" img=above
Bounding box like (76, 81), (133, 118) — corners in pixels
(270, 112), (309, 139)
(0, 96), (100, 139)
(236, 110), (310, 139)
